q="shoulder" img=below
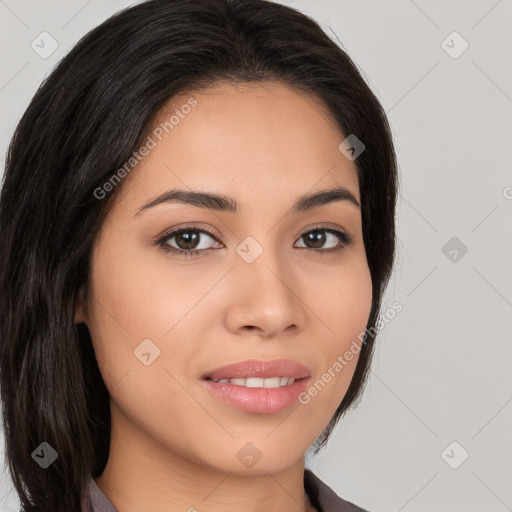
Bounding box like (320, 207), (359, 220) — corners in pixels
(304, 469), (371, 512)
(83, 478), (118, 512)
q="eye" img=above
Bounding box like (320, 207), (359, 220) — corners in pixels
(153, 223), (353, 259)
(155, 225), (221, 259)
(294, 225), (353, 255)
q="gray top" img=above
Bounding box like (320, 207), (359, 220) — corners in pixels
(84, 469), (370, 512)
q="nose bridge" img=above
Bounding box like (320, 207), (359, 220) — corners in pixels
(235, 233), (288, 290)
(231, 232), (302, 330)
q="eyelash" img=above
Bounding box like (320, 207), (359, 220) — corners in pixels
(154, 223), (353, 259)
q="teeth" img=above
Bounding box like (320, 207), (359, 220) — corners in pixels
(213, 376), (298, 388)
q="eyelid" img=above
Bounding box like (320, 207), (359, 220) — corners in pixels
(300, 222), (351, 237)
(155, 223), (220, 243)
(155, 222), (350, 242)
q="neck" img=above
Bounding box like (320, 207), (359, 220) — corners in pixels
(95, 407), (316, 512)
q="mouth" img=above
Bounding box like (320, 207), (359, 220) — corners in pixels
(201, 358), (311, 381)
(204, 376), (304, 388)
(200, 359), (312, 414)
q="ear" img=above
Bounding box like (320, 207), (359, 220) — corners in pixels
(74, 286), (88, 324)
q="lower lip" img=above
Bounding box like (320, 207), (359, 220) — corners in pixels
(201, 377), (310, 414)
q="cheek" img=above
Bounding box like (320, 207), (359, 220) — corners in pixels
(306, 257), (372, 400)
(338, 267), (373, 341)
(88, 236), (197, 338)
(314, 256), (373, 348)
(86, 237), (213, 393)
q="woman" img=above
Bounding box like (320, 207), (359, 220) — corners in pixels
(0, 0), (398, 511)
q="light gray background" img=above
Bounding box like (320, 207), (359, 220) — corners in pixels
(1, 1), (511, 511)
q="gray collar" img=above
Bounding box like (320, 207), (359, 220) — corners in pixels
(85, 470), (370, 512)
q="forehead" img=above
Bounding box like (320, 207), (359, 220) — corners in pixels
(115, 81), (360, 216)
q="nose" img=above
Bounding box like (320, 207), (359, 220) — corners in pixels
(224, 243), (306, 339)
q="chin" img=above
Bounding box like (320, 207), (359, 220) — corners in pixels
(190, 436), (308, 476)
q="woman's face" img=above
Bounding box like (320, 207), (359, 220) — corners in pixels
(78, 81), (372, 474)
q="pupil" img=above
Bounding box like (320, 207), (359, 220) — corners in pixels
(307, 231), (325, 248)
(177, 231), (198, 250)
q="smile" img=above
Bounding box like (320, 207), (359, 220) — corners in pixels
(209, 376), (298, 388)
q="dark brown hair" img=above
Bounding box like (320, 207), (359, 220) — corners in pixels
(0, 0), (398, 510)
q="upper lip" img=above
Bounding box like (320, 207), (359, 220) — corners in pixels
(202, 359), (312, 381)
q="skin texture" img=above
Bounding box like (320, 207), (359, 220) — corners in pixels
(75, 81), (373, 512)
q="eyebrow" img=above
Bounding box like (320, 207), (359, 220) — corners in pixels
(135, 185), (360, 216)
